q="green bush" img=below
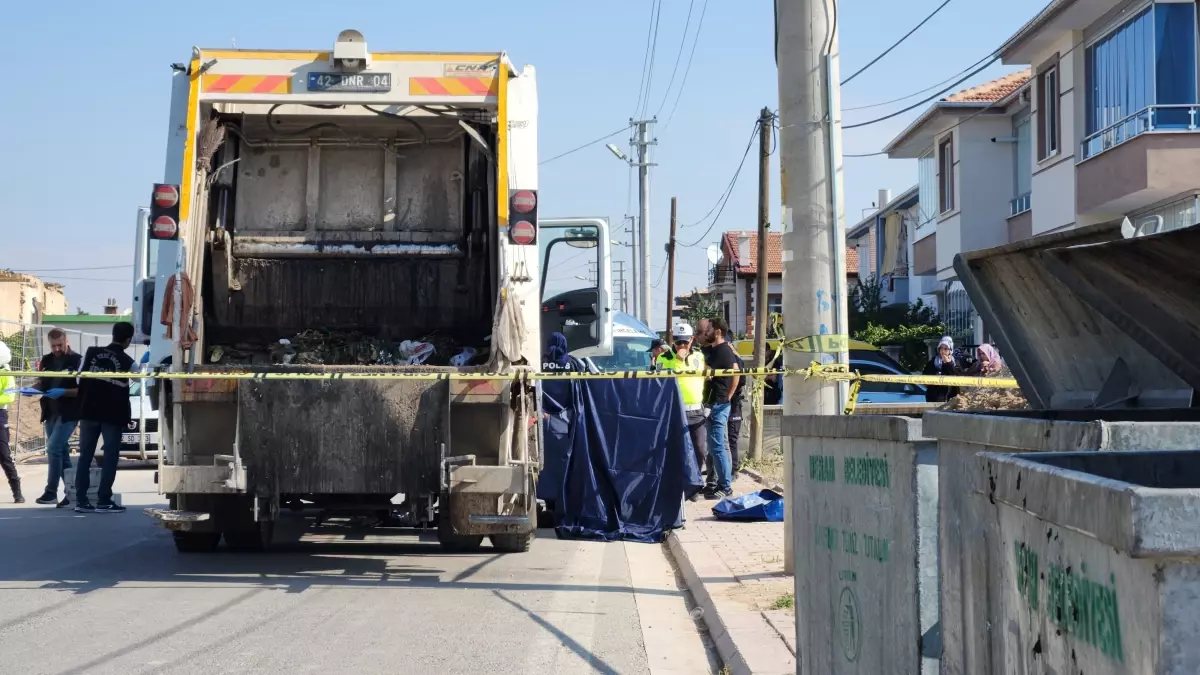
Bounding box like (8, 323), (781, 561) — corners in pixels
(853, 322), (944, 372)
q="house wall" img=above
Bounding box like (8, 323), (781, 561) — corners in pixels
(0, 275), (68, 334)
(1029, 30), (1089, 235)
(959, 116), (1016, 254)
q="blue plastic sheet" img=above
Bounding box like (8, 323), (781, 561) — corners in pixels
(711, 489), (786, 522)
(538, 377), (703, 543)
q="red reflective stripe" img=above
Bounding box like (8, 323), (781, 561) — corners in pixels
(207, 75), (240, 92)
(253, 75), (288, 93)
(460, 77), (492, 96)
(415, 77), (451, 95)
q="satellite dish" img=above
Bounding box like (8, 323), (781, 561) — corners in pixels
(706, 244), (723, 265)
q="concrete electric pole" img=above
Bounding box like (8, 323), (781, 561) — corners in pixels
(665, 196), (678, 334)
(632, 118), (657, 327)
(749, 107), (774, 463)
(776, 0), (849, 574)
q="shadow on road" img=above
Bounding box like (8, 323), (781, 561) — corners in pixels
(0, 507), (683, 599)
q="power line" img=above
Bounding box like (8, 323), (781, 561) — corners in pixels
(661, 0), (709, 131)
(840, 0), (957, 86)
(682, 121), (761, 229)
(844, 51), (995, 111)
(651, 253), (669, 288)
(654, 0), (695, 117)
(539, 125), (631, 165)
(842, 56), (999, 130)
(632, 1), (659, 117)
(638, 1), (665, 119)
(11, 264), (132, 272)
(680, 120), (761, 248)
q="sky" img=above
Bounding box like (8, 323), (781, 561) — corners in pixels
(0, 0), (1047, 324)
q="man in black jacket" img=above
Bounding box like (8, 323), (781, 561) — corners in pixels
(34, 329), (82, 507)
(74, 322), (135, 513)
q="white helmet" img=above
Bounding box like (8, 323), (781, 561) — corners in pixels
(671, 323), (694, 341)
(0, 341), (10, 368)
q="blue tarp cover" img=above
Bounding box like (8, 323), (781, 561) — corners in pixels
(538, 378), (703, 543)
(711, 489), (785, 522)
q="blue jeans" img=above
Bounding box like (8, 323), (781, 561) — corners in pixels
(43, 418), (76, 496)
(76, 421), (122, 505)
(706, 402), (732, 493)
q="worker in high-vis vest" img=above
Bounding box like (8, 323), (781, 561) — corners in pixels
(0, 342), (23, 503)
(655, 323), (707, 499)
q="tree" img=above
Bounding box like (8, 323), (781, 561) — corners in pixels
(679, 290), (721, 329)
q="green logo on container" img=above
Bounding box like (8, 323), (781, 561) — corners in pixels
(838, 586), (862, 662)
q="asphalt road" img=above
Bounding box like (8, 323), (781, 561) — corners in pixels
(0, 463), (717, 675)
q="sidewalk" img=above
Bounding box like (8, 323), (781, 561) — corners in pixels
(668, 474), (795, 675)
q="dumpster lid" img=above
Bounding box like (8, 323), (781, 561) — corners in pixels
(954, 222), (1195, 410)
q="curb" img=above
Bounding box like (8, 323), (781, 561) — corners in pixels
(739, 468), (785, 493)
(667, 529), (795, 675)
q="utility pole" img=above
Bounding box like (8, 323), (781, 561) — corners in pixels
(628, 216), (638, 319)
(749, 107), (773, 463)
(665, 197), (678, 334)
(777, 0), (848, 575)
(613, 261), (627, 313)
(632, 118), (657, 327)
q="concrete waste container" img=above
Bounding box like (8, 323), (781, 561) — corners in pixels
(782, 414), (939, 675)
(981, 449), (1200, 675)
(936, 223), (1200, 675)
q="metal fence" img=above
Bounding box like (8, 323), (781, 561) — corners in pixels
(1, 319), (147, 456)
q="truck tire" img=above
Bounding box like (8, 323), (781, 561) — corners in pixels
(224, 522), (274, 552)
(173, 531), (221, 553)
(490, 532), (533, 553)
(438, 518), (484, 553)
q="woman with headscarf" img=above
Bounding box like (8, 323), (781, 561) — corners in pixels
(969, 343), (1004, 376)
(923, 336), (962, 403)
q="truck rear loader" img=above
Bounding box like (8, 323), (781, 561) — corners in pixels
(136, 30), (613, 553)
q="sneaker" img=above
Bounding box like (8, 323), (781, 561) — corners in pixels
(93, 502), (126, 514)
(35, 493), (58, 505)
(705, 489), (730, 501)
(57, 497), (70, 509)
(74, 501), (96, 513)
(687, 491), (702, 502)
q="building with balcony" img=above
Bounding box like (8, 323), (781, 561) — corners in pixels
(883, 69), (1034, 343)
(706, 230), (859, 337)
(999, 0), (1200, 236)
(846, 186), (937, 310)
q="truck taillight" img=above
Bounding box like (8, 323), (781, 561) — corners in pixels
(509, 189), (537, 245)
(149, 183), (181, 240)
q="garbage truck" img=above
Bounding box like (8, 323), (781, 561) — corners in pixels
(134, 30), (613, 553)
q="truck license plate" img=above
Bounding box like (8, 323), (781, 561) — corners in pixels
(122, 433), (158, 445)
(307, 72), (391, 93)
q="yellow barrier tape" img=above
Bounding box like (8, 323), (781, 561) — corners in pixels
(6, 367), (1020, 388)
(843, 378), (862, 416)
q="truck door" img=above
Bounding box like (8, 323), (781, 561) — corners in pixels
(538, 218), (613, 358)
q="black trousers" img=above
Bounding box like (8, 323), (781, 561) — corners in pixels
(727, 398), (743, 472)
(0, 410), (18, 484)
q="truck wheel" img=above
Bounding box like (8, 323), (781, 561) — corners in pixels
(490, 532), (533, 553)
(438, 518), (484, 552)
(224, 522), (274, 552)
(172, 531), (221, 553)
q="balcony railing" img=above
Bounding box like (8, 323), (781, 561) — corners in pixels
(1009, 192), (1031, 217)
(1082, 105), (1200, 159)
(709, 265), (736, 286)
